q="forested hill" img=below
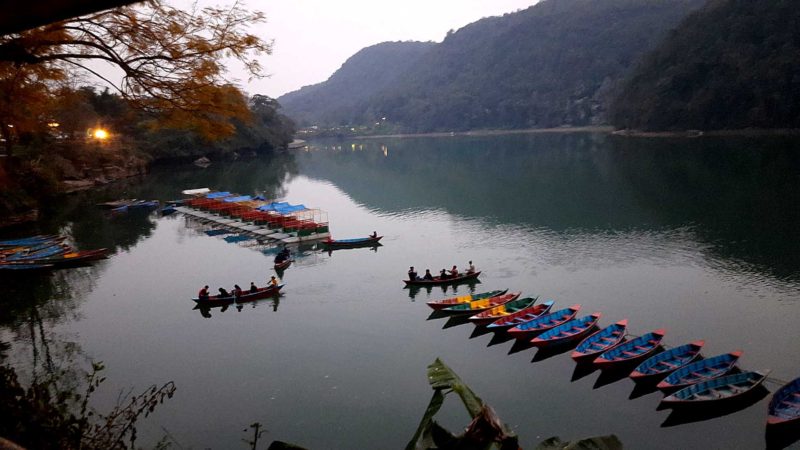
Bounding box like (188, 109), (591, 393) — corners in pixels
(278, 0), (704, 132)
(277, 41), (436, 126)
(610, 0), (800, 131)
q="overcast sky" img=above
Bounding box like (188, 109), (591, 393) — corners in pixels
(212, 1), (538, 98)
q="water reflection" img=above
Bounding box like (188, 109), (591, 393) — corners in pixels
(298, 134), (800, 284)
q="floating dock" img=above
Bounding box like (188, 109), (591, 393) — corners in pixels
(174, 206), (330, 244)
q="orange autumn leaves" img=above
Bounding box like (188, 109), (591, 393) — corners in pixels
(0, 0), (270, 144)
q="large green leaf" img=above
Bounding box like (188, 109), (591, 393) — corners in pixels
(426, 358), (484, 418)
(405, 389), (446, 450)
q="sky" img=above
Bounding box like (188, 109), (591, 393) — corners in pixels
(203, 1), (539, 98)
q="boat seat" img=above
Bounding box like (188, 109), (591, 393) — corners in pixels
(633, 345), (649, 351)
(660, 361), (679, 369)
(622, 350), (639, 357)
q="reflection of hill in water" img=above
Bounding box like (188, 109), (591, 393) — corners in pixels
(297, 134), (800, 281)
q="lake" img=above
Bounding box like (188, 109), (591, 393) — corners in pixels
(3, 132), (800, 449)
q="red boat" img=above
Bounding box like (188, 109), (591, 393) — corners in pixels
(274, 259), (291, 270)
(404, 271), (480, 286)
(192, 284), (283, 307)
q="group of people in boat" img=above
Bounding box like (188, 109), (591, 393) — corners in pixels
(197, 276), (280, 300)
(407, 261), (476, 281)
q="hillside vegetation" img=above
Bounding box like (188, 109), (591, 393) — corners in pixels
(610, 0), (800, 131)
(279, 0), (704, 132)
(278, 41), (436, 126)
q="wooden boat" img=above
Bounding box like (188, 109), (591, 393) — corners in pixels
(468, 297), (538, 325)
(0, 248), (108, 268)
(0, 235), (62, 247)
(629, 340), (704, 381)
(404, 271), (481, 286)
(274, 259), (292, 270)
(322, 236), (382, 248)
(530, 313), (602, 347)
(594, 329), (666, 367)
(192, 284), (283, 307)
(507, 304), (581, 339)
(661, 370), (770, 406)
(657, 351), (743, 391)
(0, 263), (55, 271)
(768, 376), (800, 426)
(426, 289), (508, 310)
(442, 292), (521, 315)
(486, 300), (555, 330)
(0, 240), (66, 257)
(3, 243), (70, 261)
(571, 319), (628, 361)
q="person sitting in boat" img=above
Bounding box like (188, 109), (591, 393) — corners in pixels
(198, 285), (209, 300)
(269, 275), (279, 287)
(466, 260), (475, 274)
(423, 269), (434, 280)
(439, 268), (449, 280)
(408, 266), (418, 281)
(275, 246), (291, 263)
(449, 265), (459, 278)
(218, 287), (230, 297)
(233, 284), (243, 298)
(250, 282), (258, 293)
(370, 231), (378, 238)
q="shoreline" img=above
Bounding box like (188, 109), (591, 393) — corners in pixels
(313, 126), (800, 141)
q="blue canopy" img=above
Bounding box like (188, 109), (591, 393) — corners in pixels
(223, 195), (252, 203)
(206, 191), (231, 199)
(256, 202), (289, 212)
(274, 204), (306, 213)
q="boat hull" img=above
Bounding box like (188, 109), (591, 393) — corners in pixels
(594, 329), (666, 367)
(571, 319), (628, 361)
(530, 313), (602, 347)
(404, 271), (481, 286)
(657, 351), (743, 391)
(661, 371), (769, 406)
(629, 340), (704, 381)
(426, 289), (508, 310)
(193, 285), (283, 308)
(768, 376), (800, 426)
(323, 236), (382, 248)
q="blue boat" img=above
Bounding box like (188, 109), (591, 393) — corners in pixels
(571, 319), (628, 361)
(657, 351), (742, 390)
(768, 376), (800, 426)
(0, 263), (54, 271)
(530, 313), (602, 347)
(629, 340), (704, 381)
(507, 304), (581, 339)
(4, 244), (68, 261)
(594, 329), (666, 367)
(0, 235), (61, 247)
(661, 370), (769, 406)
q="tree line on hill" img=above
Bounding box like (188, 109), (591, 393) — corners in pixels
(279, 0), (800, 134)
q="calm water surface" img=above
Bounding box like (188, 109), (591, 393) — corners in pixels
(3, 133), (800, 449)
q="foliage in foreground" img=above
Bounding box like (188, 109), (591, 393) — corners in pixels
(406, 358), (622, 450)
(0, 362), (175, 450)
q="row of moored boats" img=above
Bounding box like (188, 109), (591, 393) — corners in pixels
(0, 235), (108, 271)
(426, 289), (800, 423)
